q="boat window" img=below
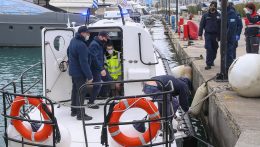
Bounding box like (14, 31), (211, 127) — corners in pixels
(28, 26), (33, 30)
(53, 36), (65, 51)
(9, 25), (14, 30)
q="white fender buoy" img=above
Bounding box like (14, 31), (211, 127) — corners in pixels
(7, 123), (71, 147)
(189, 83), (208, 116)
(7, 122), (32, 147)
(171, 65), (192, 80)
(228, 54), (260, 97)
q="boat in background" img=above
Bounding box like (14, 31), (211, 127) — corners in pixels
(0, 0), (97, 47)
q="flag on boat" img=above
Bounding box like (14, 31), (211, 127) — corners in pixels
(120, 0), (127, 7)
(92, 0), (98, 9)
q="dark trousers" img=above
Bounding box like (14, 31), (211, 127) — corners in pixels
(71, 77), (87, 115)
(205, 34), (219, 66)
(233, 41), (238, 59)
(246, 36), (259, 54)
(90, 71), (102, 103)
(226, 39), (236, 70)
(100, 70), (113, 97)
(157, 95), (179, 117)
(90, 69), (113, 103)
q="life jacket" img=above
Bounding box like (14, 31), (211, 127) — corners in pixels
(244, 11), (260, 37)
(105, 50), (122, 80)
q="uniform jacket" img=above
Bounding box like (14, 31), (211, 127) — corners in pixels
(151, 75), (190, 112)
(199, 11), (221, 38)
(227, 7), (239, 41)
(89, 37), (105, 72)
(67, 33), (93, 80)
(244, 11), (260, 37)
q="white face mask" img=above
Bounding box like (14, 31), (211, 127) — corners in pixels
(107, 50), (113, 54)
(85, 35), (90, 41)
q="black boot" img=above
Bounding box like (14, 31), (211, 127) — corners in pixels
(205, 66), (211, 70)
(77, 114), (93, 121)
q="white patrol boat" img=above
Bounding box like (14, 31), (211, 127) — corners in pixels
(0, 7), (196, 147)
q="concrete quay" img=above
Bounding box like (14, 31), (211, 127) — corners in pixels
(163, 21), (260, 147)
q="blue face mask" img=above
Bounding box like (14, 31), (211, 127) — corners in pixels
(143, 84), (162, 100)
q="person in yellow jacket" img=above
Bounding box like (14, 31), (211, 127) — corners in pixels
(104, 43), (122, 95)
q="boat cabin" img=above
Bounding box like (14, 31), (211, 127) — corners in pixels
(42, 18), (160, 101)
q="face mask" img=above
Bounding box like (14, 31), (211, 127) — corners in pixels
(210, 7), (216, 13)
(107, 50), (113, 54)
(85, 35), (90, 41)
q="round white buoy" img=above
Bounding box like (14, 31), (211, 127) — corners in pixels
(7, 122), (32, 147)
(170, 65), (192, 80)
(7, 123), (71, 147)
(228, 54), (260, 97)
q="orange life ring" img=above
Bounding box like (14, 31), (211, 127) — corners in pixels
(108, 98), (161, 146)
(10, 96), (53, 142)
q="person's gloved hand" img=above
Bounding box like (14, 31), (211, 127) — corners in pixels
(243, 8), (252, 14)
(235, 35), (240, 41)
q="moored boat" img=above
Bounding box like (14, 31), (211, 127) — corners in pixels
(1, 7), (197, 147)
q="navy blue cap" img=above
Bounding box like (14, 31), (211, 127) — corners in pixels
(78, 26), (89, 33)
(98, 31), (110, 39)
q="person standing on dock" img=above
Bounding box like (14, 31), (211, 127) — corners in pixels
(67, 26), (93, 121)
(198, 1), (220, 70)
(243, 3), (260, 54)
(228, 2), (243, 59)
(226, 2), (240, 71)
(88, 31), (110, 109)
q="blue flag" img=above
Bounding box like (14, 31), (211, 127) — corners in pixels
(93, 0), (98, 9)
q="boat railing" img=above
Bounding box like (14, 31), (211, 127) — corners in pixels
(1, 62), (42, 94)
(0, 62), (58, 147)
(0, 92), (58, 147)
(79, 79), (176, 147)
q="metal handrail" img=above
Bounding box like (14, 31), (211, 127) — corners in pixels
(20, 62), (42, 94)
(79, 79), (175, 147)
(1, 91), (57, 147)
(138, 33), (159, 65)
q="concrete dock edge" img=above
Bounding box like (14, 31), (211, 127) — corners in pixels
(162, 20), (260, 147)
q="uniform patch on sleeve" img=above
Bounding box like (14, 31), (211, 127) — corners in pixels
(230, 19), (235, 22)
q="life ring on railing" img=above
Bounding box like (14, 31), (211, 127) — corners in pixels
(108, 98), (161, 146)
(10, 96), (53, 142)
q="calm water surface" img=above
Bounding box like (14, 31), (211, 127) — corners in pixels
(0, 47), (42, 146)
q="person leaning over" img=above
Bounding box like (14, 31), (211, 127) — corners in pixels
(88, 31), (110, 109)
(243, 2), (260, 54)
(198, 1), (221, 70)
(142, 75), (191, 118)
(67, 26), (93, 121)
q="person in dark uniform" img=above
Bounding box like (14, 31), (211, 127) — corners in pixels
(244, 3), (260, 54)
(198, 1), (221, 70)
(142, 75), (191, 117)
(67, 26), (93, 121)
(229, 2), (243, 59)
(226, 3), (240, 71)
(88, 31), (110, 109)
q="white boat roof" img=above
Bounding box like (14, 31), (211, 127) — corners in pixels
(88, 19), (146, 29)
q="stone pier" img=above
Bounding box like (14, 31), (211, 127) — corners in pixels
(163, 19), (260, 147)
